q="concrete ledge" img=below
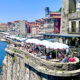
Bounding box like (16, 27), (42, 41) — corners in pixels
(5, 47), (80, 77)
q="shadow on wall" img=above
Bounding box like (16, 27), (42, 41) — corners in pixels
(25, 64), (79, 80)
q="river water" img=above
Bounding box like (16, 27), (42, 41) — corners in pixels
(0, 41), (8, 74)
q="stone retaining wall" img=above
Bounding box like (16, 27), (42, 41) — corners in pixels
(1, 46), (80, 80)
(7, 45), (80, 71)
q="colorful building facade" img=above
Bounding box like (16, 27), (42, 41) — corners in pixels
(7, 20), (27, 37)
(26, 22), (39, 35)
(44, 12), (61, 34)
(36, 19), (45, 34)
(0, 23), (7, 32)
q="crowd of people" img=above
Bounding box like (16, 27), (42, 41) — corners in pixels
(59, 54), (75, 63)
(9, 41), (76, 63)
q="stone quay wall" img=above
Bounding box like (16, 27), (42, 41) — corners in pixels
(7, 45), (80, 71)
(1, 44), (80, 80)
(1, 38), (80, 80)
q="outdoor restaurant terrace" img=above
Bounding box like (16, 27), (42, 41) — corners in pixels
(5, 36), (79, 63)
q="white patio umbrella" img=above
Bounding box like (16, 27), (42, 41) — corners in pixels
(34, 39), (42, 45)
(23, 38), (28, 42)
(26, 39), (33, 43)
(51, 42), (69, 58)
(30, 39), (40, 44)
(9, 36), (16, 39)
(40, 40), (53, 53)
(41, 40), (53, 47)
(15, 37), (20, 40)
(26, 39), (40, 44)
(52, 42), (69, 50)
(18, 38), (26, 41)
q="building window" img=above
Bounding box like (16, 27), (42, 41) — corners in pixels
(79, 21), (80, 32)
(72, 21), (76, 32)
(56, 22), (58, 26)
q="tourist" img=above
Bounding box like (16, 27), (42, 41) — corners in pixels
(46, 54), (50, 60)
(37, 51), (41, 58)
(21, 41), (24, 50)
(60, 58), (65, 63)
(58, 52), (64, 60)
(14, 44), (17, 47)
(29, 47), (33, 53)
(75, 38), (79, 47)
(68, 55), (71, 59)
(37, 54), (40, 58)
(69, 55), (75, 62)
(64, 55), (69, 62)
(10, 44), (14, 47)
(35, 46), (39, 52)
(58, 52), (62, 59)
(50, 53), (52, 59)
(21, 42), (24, 47)
(71, 53), (75, 58)
(32, 51), (36, 55)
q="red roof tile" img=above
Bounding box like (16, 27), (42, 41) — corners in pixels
(50, 12), (61, 15)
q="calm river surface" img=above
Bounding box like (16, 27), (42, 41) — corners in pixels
(0, 41), (8, 74)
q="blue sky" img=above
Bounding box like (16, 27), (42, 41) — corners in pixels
(0, 0), (62, 23)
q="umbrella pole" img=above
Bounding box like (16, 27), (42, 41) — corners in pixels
(56, 50), (57, 59)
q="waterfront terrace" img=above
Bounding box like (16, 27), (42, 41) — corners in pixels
(3, 38), (80, 77)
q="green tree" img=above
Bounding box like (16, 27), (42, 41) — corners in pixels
(0, 30), (2, 32)
(57, 8), (62, 12)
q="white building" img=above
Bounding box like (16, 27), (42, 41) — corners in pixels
(19, 20), (27, 37)
(7, 20), (27, 37)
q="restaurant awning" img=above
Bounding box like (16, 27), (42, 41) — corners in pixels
(43, 34), (80, 38)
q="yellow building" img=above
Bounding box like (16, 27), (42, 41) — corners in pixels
(0, 23), (7, 32)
